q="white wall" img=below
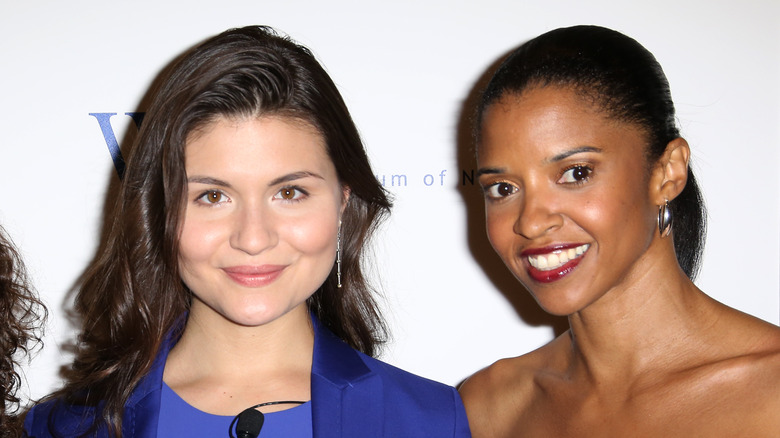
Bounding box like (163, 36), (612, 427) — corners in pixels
(1, 0), (777, 403)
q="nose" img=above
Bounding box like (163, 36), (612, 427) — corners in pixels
(230, 204), (277, 255)
(513, 189), (563, 240)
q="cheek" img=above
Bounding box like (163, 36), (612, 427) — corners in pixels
(578, 196), (612, 228)
(178, 217), (226, 267)
(582, 181), (655, 241)
(485, 207), (517, 257)
(285, 215), (339, 256)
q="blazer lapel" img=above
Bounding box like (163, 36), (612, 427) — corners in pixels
(122, 321), (182, 437)
(310, 316), (385, 438)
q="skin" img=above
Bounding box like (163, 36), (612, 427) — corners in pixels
(459, 86), (780, 437)
(163, 116), (348, 415)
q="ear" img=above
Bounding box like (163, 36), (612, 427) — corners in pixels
(340, 185), (351, 217)
(650, 138), (690, 204)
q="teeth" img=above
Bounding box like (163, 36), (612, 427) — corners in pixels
(527, 244), (589, 271)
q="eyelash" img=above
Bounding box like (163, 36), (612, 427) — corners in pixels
(273, 186), (309, 203)
(196, 190), (230, 206)
(193, 186), (309, 207)
(483, 181), (518, 201)
(558, 164), (593, 185)
(482, 164), (593, 200)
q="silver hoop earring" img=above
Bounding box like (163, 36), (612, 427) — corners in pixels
(336, 222), (342, 288)
(658, 200), (673, 237)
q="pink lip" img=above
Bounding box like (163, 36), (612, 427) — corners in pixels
(222, 265), (286, 287)
(520, 243), (588, 283)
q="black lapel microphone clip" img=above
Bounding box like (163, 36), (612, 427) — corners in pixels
(229, 400), (306, 438)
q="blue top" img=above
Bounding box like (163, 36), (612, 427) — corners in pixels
(24, 315), (471, 437)
(157, 383), (312, 437)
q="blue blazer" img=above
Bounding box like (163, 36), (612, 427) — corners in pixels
(24, 316), (471, 437)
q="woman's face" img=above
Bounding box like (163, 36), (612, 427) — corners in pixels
(178, 116), (346, 328)
(477, 86), (659, 316)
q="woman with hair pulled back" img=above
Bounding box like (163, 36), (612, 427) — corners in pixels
(25, 26), (470, 437)
(459, 25), (780, 437)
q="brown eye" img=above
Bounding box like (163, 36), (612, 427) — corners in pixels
(498, 183), (514, 196)
(275, 187), (307, 201)
(485, 182), (518, 199)
(280, 188), (296, 200)
(205, 191), (223, 203)
(559, 165), (592, 184)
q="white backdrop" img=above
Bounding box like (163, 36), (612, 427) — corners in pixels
(1, 0), (778, 404)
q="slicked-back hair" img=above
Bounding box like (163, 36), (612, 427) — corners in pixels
(477, 25), (706, 279)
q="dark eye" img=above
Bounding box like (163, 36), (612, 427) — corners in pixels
(485, 182), (518, 199)
(559, 165), (592, 184)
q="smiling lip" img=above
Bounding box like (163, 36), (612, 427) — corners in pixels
(222, 265), (286, 287)
(521, 243), (589, 283)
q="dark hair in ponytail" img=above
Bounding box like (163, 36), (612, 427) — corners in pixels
(477, 25), (706, 278)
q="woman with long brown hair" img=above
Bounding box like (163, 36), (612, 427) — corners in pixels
(25, 26), (469, 438)
(460, 25), (780, 437)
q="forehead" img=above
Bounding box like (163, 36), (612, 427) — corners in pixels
(183, 115), (334, 175)
(478, 86), (647, 164)
(187, 114), (323, 147)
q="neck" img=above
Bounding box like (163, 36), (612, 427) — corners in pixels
(163, 303), (315, 408)
(565, 246), (719, 386)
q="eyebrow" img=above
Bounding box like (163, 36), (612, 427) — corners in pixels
(477, 146), (603, 177)
(187, 176), (232, 188)
(187, 171), (324, 188)
(476, 167), (504, 177)
(268, 171), (324, 186)
(547, 146), (602, 163)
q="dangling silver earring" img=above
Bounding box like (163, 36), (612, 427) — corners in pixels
(658, 200), (672, 237)
(336, 221), (342, 288)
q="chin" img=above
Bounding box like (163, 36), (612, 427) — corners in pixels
(536, 303), (574, 317)
(233, 301), (310, 328)
(529, 289), (588, 317)
(220, 303), (276, 327)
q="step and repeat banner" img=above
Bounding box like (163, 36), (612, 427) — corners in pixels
(1, 0), (778, 402)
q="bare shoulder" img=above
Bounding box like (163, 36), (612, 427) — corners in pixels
(691, 308), (780, 433)
(459, 335), (569, 438)
(459, 353), (535, 402)
(459, 354), (537, 438)
(717, 328), (780, 434)
(720, 305), (780, 372)
(752, 345), (780, 433)
(737, 320), (780, 404)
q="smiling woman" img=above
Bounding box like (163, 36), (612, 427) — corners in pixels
(23, 26), (470, 438)
(459, 25), (780, 437)
(478, 86), (660, 315)
(177, 117), (345, 334)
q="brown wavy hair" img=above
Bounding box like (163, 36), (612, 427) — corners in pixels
(49, 26), (391, 436)
(0, 226), (45, 437)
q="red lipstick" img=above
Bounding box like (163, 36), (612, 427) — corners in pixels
(526, 257), (583, 283)
(521, 243), (589, 283)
